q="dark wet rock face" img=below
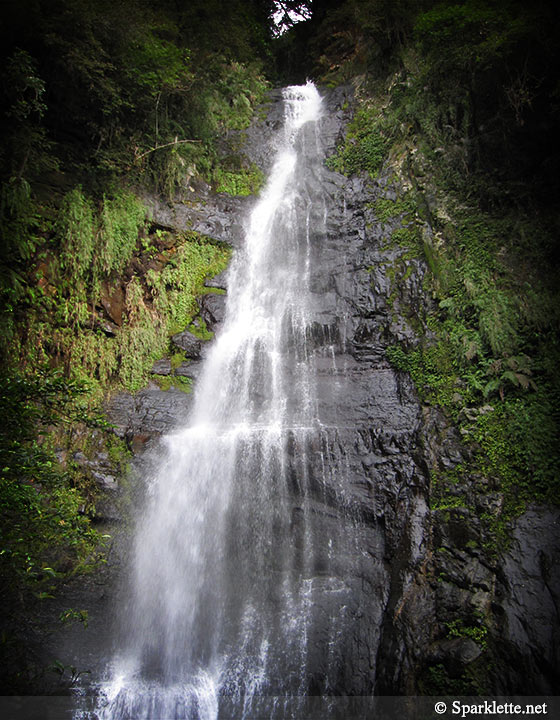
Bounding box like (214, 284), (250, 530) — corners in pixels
(498, 509), (560, 692)
(171, 329), (202, 358)
(100, 87), (559, 697)
(204, 269), (228, 291)
(109, 385), (194, 441)
(151, 358), (172, 375)
(201, 292), (226, 329)
(143, 188), (249, 249)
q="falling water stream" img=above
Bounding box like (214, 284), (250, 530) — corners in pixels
(84, 83), (364, 719)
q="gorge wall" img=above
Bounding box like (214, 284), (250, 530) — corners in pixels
(2, 1), (558, 710)
(55, 86), (559, 700)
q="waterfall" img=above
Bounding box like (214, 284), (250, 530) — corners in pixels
(85, 83), (364, 720)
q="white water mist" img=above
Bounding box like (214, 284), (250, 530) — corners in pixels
(85, 83), (356, 720)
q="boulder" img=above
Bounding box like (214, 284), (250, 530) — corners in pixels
(201, 292), (227, 328)
(151, 358), (172, 375)
(171, 330), (202, 359)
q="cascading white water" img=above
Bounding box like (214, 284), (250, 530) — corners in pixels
(86, 83), (360, 720)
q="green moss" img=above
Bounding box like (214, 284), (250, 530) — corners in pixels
(432, 495), (467, 511)
(420, 658), (492, 696)
(326, 104), (389, 177)
(170, 351), (187, 370)
(374, 194), (417, 223)
(105, 434), (132, 471)
(187, 317), (214, 341)
(149, 233), (231, 335)
(466, 392), (560, 506)
(390, 225), (422, 252)
(386, 340), (463, 411)
(155, 375), (192, 393)
(212, 160), (264, 196)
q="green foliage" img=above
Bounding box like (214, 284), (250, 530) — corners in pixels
(374, 194), (417, 223)
(0, 47), (55, 182)
(420, 659), (491, 696)
(59, 608), (89, 628)
(382, 131), (560, 524)
(204, 61), (270, 134)
(178, 1), (272, 66)
(155, 375), (192, 393)
(105, 434), (132, 472)
(431, 494), (466, 512)
(467, 391), (560, 505)
(52, 187), (146, 329)
(387, 340), (463, 410)
(56, 188), (96, 308)
(326, 105), (388, 177)
(0, 178), (40, 306)
(49, 659), (90, 688)
(4, 48), (47, 122)
(483, 355), (537, 400)
(308, 0), (558, 207)
(0, 370), (103, 602)
(170, 351), (187, 371)
(54, 229), (229, 393)
(385, 345), (410, 373)
(124, 29), (191, 98)
(411, 1), (559, 200)
(1, 177), (230, 395)
(446, 617), (488, 649)
(0, 0), (270, 197)
(149, 233), (231, 335)
(97, 191), (146, 276)
(303, 0), (419, 86)
(386, 205), (560, 519)
(187, 317), (214, 341)
(212, 159), (265, 196)
(414, 2), (516, 78)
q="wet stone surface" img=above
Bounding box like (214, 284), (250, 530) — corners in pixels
(100, 86), (560, 696)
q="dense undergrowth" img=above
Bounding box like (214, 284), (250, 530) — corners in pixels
(7, 186), (231, 395)
(315, 0), (560, 520)
(0, 0), (268, 686)
(379, 187), (560, 514)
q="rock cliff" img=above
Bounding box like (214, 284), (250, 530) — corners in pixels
(77, 86), (560, 696)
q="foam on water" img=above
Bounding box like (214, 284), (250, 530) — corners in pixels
(82, 82), (357, 719)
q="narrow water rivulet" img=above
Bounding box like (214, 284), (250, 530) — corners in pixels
(84, 83), (370, 719)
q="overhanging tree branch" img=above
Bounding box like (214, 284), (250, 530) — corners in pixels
(134, 138), (201, 163)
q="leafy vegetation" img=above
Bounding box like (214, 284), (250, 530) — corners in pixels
(326, 105), (388, 177)
(0, 371), (102, 590)
(381, 190), (560, 520)
(9, 203), (230, 395)
(446, 617), (488, 650)
(0, 0), (266, 690)
(212, 159), (265, 196)
(314, 1), (559, 535)
(0, 369), (108, 690)
(0, 0), (271, 192)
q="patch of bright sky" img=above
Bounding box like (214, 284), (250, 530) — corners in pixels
(272, 2), (312, 36)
